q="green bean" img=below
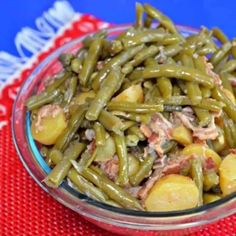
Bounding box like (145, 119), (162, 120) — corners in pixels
(77, 149), (97, 173)
(143, 3), (178, 34)
(157, 77), (172, 99)
(107, 101), (164, 113)
(130, 155), (155, 186)
(46, 71), (71, 93)
(49, 149), (63, 165)
(127, 126), (146, 141)
(68, 168), (109, 202)
(82, 30), (107, 48)
(104, 200), (122, 208)
(129, 64), (215, 88)
(144, 15), (153, 28)
(108, 40), (123, 56)
(231, 39), (236, 59)
(135, 2), (143, 28)
(64, 76), (77, 104)
(222, 113), (235, 148)
(164, 44), (182, 57)
(121, 45), (159, 74)
(112, 111), (151, 123)
(125, 134), (139, 147)
(144, 57), (158, 67)
(94, 122), (106, 146)
(59, 53), (74, 67)
(221, 60), (236, 74)
(26, 89), (61, 110)
(44, 142), (85, 187)
(191, 157), (203, 206)
(121, 121), (136, 131)
(86, 67), (121, 121)
(112, 133), (129, 186)
(98, 110), (125, 135)
(164, 96), (225, 112)
(197, 43), (216, 55)
(71, 163), (143, 210)
(122, 30), (180, 48)
(210, 41), (232, 66)
(92, 44), (144, 90)
(55, 105), (86, 151)
(212, 27), (229, 44)
(71, 58), (82, 73)
(79, 38), (102, 86)
(212, 87), (236, 122)
(227, 117), (236, 147)
(194, 108), (212, 127)
(172, 85), (181, 96)
(220, 73), (234, 93)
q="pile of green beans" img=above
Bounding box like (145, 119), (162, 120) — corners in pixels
(26, 3), (236, 212)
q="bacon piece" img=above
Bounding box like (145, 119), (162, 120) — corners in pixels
(100, 156), (119, 181)
(174, 110), (218, 140)
(138, 154), (192, 200)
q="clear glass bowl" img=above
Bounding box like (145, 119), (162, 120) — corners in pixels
(12, 25), (236, 236)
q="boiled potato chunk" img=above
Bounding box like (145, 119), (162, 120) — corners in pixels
(182, 144), (222, 169)
(145, 174), (199, 211)
(219, 154), (236, 196)
(112, 84), (144, 103)
(172, 125), (192, 146)
(203, 193), (221, 204)
(31, 107), (67, 145)
(94, 136), (116, 162)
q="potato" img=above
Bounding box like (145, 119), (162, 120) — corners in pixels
(182, 144), (222, 169)
(31, 108), (67, 145)
(145, 174), (199, 211)
(128, 154), (140, 177)
(219, 154), (236, 196)
(203, 193), (221, 204)
(94, 136), (116, 162)
(203, 171), (219, 191)
(212, 127), (226, 153)
(172, 125), (192, 146)
(112, 84), (144, 103)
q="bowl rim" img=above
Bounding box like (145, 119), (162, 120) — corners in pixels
(12, 24), (236, 223)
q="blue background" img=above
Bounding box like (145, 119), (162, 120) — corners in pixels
(1, 0), (236, 56)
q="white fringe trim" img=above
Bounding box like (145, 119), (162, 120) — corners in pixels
(0, 0), (77, 91)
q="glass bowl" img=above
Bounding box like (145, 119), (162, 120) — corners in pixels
(12, 25), (236, 236)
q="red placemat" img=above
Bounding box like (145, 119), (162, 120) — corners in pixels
(1, 12), (236, 236)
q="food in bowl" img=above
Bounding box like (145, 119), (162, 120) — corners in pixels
(26, 3), (236, 212)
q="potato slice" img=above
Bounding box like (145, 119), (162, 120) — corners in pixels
(145, 174), (199, 211)
(94, 136), (116, 162)
(182, 144), (222, 169)
(172, 125), (192, 146)
(219, 153), (236, 196)
(112, 84), (143, 103)
(203, 193), (221, 204)
(31, 106), (67, 145)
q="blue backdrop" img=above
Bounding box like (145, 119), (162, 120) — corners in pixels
(1, 0), (236, 56)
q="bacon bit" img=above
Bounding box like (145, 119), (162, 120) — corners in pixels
(203, 56), (222, 86)
(203, 157), (216, 171)
(125, 186), (142, 198)
(229, 77), (236, 87)
(140, 113), (173, 157)
(229, 149), (236, 155)
(100, 156), (119, 181)
(96, 61), (105, 70)
(35, 104), (63, 133)
(87, 140), (96, 154)
(138, 154), (192, 200)
(174, 111), (219, 140)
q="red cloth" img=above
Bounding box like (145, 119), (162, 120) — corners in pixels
(1, 14), (236, 236)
